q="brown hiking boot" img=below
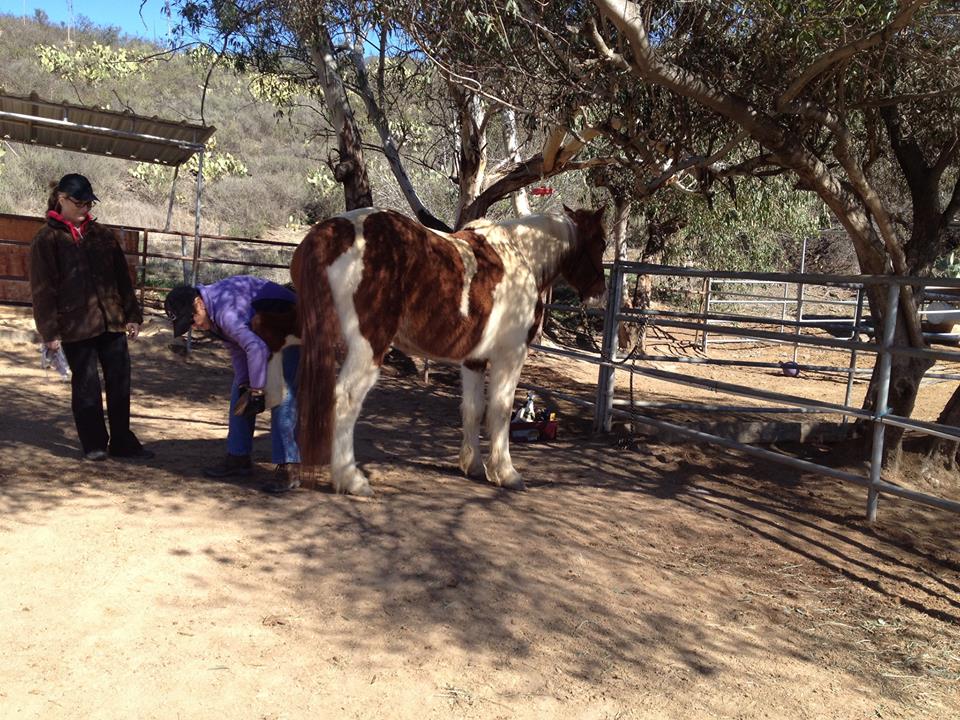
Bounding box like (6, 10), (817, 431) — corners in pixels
(262, 463), (301, 494)
(203, 453), (253, 478)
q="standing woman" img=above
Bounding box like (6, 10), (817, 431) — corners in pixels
(29, 173), (153, 461)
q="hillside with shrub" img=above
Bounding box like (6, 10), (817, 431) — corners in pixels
(0, 11), (832, 275)
(0, 12), (346, 240)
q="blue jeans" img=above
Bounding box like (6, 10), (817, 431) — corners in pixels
(226, 346), (301, 464)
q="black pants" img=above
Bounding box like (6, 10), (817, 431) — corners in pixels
(61, 332), (142, 455)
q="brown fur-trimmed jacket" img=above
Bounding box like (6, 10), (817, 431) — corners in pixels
(29, 216), (142, 343)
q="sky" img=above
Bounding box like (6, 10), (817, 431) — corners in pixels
(0, 0), (176, 42)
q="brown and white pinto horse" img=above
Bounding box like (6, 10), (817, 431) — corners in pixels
(292, 206), (607, 496)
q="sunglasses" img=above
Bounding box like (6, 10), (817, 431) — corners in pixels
(64, 196), (96, 209)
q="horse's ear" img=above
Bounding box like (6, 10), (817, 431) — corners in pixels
(594, 204), (607, 219)
(563, 204), (574, 214)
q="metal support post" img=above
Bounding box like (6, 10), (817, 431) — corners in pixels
(701, 277), (713, 353)
(842, 286), (865, 423)
(594, 262), (624, 433)
(866, 282), (900, 522)
(164, 164), (180, 232)
(792, 236), (808, 363)
(190, 150), (205, 287)
(138, 230), (148, 308)
(779, 281), (789, 334)
(185, 151), (205, 352)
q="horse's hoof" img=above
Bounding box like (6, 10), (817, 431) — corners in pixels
(333, 469), (374, 497)
(501, 476), (526, 491)
(487, 467), (525, 491)
(459, 449), (484, 478)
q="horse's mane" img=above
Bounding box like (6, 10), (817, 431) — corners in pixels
(461, 213), (578, 292)
(462, 213), (575, 247)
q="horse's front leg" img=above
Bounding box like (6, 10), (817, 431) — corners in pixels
(484, 348), (528, 490)
(459, 364), (485, 478)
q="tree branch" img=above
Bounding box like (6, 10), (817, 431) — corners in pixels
(349, 39), (452, 231)
(457, 154), (618, 227)
(851, 84), (960, 109)
(777, 0), (930, 109)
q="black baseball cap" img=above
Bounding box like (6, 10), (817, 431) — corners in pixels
(164, 285), (200, 337)
(56, 173), (99, 203)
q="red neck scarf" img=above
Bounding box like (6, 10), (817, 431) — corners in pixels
(47, 209), (92, 244)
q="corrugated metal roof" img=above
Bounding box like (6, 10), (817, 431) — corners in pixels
(0, 91), (216, 166)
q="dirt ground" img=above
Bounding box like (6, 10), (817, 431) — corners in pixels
(1, 306), (958, 720)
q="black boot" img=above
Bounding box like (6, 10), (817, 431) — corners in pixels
(203, 453), (252, 478)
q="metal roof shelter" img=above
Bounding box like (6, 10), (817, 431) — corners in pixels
(0, 90), (215, 164)
(0, 90), (215, 284)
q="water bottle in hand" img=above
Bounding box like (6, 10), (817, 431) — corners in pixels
(41, 344), (71, 381)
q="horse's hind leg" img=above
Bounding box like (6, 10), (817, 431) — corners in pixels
(484, 348), (527, 490)
(331, 338), (380, 496)
(459, 364), (485, 478)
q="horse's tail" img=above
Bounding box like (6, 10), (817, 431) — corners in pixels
(293, 227), (338, 466)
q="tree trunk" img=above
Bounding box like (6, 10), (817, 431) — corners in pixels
(861, 350), (934, 469)
(880, 105), (960, 461)
(502, 109), (531, 216)
(606, 192), (643, 352)
(924, 386), (960, 470)
(307, 26), (372, 211)
(855, 283), (934, 469)
(452, 87), (488, 228)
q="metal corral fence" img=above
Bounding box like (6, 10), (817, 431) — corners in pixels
(532, 261), (960, 523)
(0, 212), (301, 308)
(6, 217), (959, 523)
(131, 226), (300, 309)
(700, 275), (960, 358)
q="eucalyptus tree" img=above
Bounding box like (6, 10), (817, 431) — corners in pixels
(395, 0), (960, 467)
(171, 1), (378, 210)
(171, 0), (449, 215)
(171, 0), (539, 228)
(590, 0), (960, 467)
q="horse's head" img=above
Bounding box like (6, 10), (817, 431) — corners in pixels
(561, 205), (608, 301)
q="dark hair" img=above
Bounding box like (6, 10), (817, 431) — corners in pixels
(46, 180), (61, 213)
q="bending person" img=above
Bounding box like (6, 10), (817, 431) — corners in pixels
(164, 276), (301, 493)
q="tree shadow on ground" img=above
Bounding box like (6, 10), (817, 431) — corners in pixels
(2, 339), (958, 710)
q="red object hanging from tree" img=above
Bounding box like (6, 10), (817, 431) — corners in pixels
(530, 186), (554, 196)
